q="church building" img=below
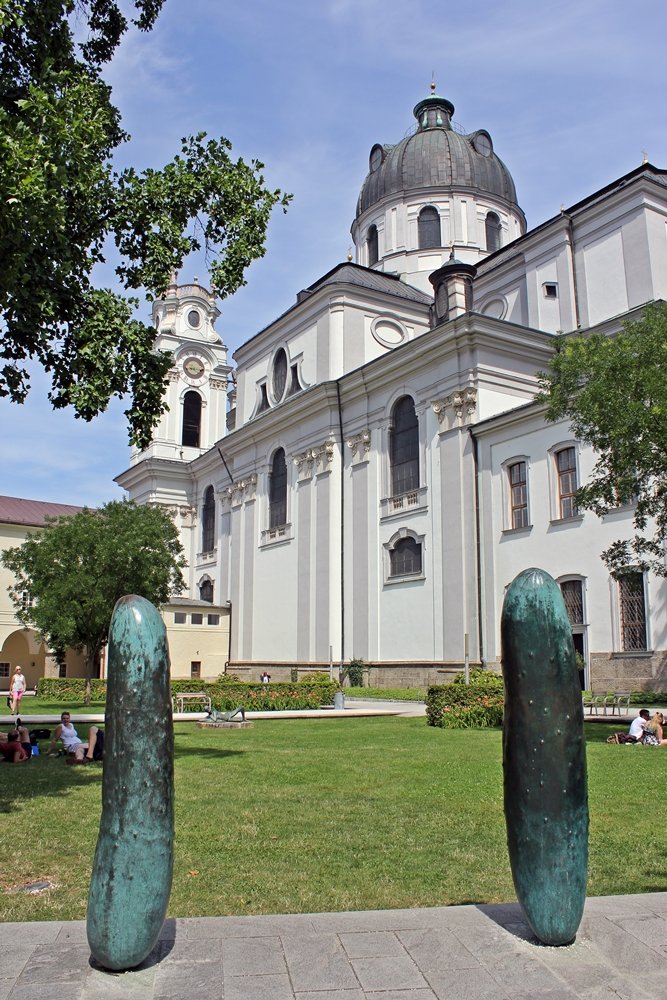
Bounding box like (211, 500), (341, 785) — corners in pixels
(116, 86), (667, 693)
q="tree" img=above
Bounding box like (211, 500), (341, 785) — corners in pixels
(1, 500), (187, 700)
(0, 1), (290, 448)
(538, 301), (667, 576)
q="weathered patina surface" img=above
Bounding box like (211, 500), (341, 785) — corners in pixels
(87, 595), (174, 970)
(501, 568), (588, 946)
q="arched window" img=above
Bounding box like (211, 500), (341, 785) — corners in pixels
(418, 207), (441, 249)
(269, 448), (287, 528)
(201, 485), (215, 552)
(390, 396), (419, 497)
(367, 225), (379, 266)
(390, 537), (422, 578)
(182, 391), (202, 448)
(485, 212), (501, 253)
(199, 579), (214, 603)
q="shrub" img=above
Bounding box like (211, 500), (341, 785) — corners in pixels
(37, 678), (107, 701)
(346, 658), (365, 687)
(426, 671), (504, 729)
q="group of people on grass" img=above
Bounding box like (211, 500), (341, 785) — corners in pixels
(609, 709), (667, 746)
(0, 711), (104, 764)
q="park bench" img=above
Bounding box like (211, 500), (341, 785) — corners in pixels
(173, 691), (212, 713)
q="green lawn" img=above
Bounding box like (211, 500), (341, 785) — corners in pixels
(0, 716), (664, 922)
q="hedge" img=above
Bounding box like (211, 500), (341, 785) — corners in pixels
(426, 670), (504, 729)
(37, 676), (338, 710)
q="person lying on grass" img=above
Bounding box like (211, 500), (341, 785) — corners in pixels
(0, 726), (30, 763)
(46, 711), (104, 764)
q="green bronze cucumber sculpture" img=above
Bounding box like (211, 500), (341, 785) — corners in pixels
(87, 595), (174, 970)
(501, 568), (588, 946)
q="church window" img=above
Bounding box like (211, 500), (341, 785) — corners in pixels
(556, 447), (578, 519)
(485, 212), (502, 253)
(617, 571), (648, 651)
(182, 391), (202, 447)
(287, 363), (302, 397)
(543, 282), (558, 299)
(191, 613), (203, 625)
(0, 663), (9, 678)
(269, 448), (287, 528)
(174, 612), (186, 624)
(188, 309), (201, 328)
(191, 661), (201, 677)
(272, 348), (288, 402)
(201, 486), (215, 552)
(200, 578), (214, 603)
(208, 613), (220, 625)
(257, 383), (270, 413)
(508, 461), (528, 529)
(390, 396), (419, 497)
(367, 225), (379, 266)
(418, 207), (441, 249)
(389, 537), (422, 577)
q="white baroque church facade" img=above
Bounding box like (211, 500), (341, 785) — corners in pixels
(117, 88), (667, 693)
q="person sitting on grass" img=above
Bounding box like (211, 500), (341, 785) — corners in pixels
(0, 726), (30, 763)
(628, 709), (650, 742)
(642, 711), (667, 747)
(46, 711), (104, 763)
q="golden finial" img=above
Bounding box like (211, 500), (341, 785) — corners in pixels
(642, 149), (649, 164)
(430, 73), (436, 95)
(346, 246), (353, 262)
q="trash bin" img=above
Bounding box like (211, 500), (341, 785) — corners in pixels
(334, 691), (345, 710)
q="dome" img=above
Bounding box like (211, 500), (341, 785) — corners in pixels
(356, 92), (522, 220)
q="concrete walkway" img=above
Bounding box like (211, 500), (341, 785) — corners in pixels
(2, 893), (666, 999)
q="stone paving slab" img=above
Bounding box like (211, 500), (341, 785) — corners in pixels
(1, 893), (666, 999)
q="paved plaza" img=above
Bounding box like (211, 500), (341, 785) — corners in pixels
(2, 893), (666, 1000)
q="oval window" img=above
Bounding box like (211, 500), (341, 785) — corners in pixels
(272, 348), (288, 401)
(188, 309), (201, 328)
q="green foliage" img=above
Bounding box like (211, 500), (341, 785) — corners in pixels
(345, 658), (365, 687)
(0, 1), (290, 447)
(1, 500), (186, 684)
(426, 671), (504, 728)
(345, 686), (427, 701)
(37, 677), (108, 701)
(210, 683), (336, 712)
(539, 302), (667, 575)
(298, 672), (334, 685)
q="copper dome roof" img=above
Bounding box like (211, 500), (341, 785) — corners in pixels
(356, 93), (522, 220)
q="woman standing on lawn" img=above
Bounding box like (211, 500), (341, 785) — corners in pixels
(9, 666), (26, 715)
(642, 712), (667, 746)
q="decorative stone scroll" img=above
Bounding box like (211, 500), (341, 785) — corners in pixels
(293, 439), (335, 480)
(209, 377), (227, 391)
(346, 430), (371, 464)
(432, 387), (477, 431)
(221, 474), (257, 508)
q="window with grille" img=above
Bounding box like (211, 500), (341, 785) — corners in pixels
(0, 663), (9, 678)
(21, 590), (32, 612)
(191, 661), (201, 678)
(58, 664), (67, 678)
(200, 579), (214, 603)
(201, 486), (215, 552)
(485, 212), (501, 252)
(508, 461), (528, 528)
(418, 207), (441, 249)
(367, 225), (379, 266)
(182, 391), (202, 447)
(560, 580), (584, 626)
(390, 396), (419, 497)
(389, 537), (422, 577)
(556, 447), (578, 518)
(269, 448), (287, 528)
(618, 572), (647, 651)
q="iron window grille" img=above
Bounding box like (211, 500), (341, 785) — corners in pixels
(618, 572), (648, 651)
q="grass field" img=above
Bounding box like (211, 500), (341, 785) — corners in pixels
(0, 715), (665, 922)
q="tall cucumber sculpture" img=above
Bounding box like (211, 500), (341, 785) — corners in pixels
(501, 568), (588, 946)
(87, 595), (174, 970)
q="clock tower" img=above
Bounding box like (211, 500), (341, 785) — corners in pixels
(129, 274), (232, 466)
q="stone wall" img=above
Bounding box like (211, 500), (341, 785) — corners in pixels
(589, 651), (667, 693)
(228, 661), (485, 687)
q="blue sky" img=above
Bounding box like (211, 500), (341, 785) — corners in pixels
(2, 0), (666, 506)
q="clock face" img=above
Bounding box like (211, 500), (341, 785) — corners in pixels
(182, 357), (206, 381)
